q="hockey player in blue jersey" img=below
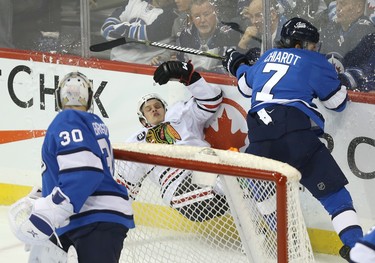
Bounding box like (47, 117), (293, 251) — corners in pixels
(351, 225), (375, 262)
(16, 72), (135, 263)
(222, 17), (363, 261)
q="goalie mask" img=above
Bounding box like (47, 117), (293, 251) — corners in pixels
(137, 93), (168, 128)
(56, 72), (93, 111)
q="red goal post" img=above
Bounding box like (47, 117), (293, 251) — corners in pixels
(113, 143), (314, 263)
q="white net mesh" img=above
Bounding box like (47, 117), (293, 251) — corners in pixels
(114, 143), (314, 263)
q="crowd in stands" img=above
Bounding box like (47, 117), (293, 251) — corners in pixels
(99, 0), (374, 91)
(0, 0), (373, 92)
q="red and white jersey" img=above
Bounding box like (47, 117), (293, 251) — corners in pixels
(117, 77), (223, 204)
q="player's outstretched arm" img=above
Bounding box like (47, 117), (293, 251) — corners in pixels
(153, 60), (201, 86)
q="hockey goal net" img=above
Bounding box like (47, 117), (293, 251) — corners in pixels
(113, 142), (314, 263)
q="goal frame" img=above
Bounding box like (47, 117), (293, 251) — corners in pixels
(114, 145), (291, 262)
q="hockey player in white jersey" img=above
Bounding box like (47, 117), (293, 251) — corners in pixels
(116, 60), (229, 222)
(9, 72), (134, 263)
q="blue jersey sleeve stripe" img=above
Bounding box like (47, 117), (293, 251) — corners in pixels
(57, 150), (103, 171)
(59, 166), (103, 175)
(79, 195), (132, 214)
(320, 85), (347, 110)
(92, 191), (129, 200)
(71, 209), (134, 221)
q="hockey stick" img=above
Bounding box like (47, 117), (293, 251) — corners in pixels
(90, 38), (224, 60)
(221, 21), (262, 43)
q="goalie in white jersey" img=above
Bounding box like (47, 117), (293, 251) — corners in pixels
(116, 60), (229, 221)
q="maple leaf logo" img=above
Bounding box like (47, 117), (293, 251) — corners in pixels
(204, 108), (247, 150)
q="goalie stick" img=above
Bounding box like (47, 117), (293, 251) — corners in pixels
(89, 37), (225, 60)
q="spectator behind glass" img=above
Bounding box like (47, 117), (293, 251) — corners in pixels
(0, 0), (13, 48)
(177, 0), (240, 73)
(278, 0), (328, 28)
(150, 0), (193, 65)
(340, 33), (375, 92)
(368, 0), (375, 24)
(101, 0), (177, 65)
(225, 0), (251, 31)
(321, 0), (375, 92)
(13, 0), (62, 52)
(171, 0), (192, 41)
(237, 0), (287, 53)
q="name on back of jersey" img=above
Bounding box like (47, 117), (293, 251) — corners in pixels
(92, 122), (109, 136)
(264, 51), (301, 65)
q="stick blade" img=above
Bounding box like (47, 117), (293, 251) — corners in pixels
(90, 38), (127, 52)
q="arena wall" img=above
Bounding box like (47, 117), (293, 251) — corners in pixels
(0, 49), (374, 255)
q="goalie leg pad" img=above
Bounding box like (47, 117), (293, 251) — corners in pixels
(28, 243), (68, 263)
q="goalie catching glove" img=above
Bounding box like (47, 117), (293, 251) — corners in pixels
(13, 187), (74, 245)
(153, 60), (201, 86)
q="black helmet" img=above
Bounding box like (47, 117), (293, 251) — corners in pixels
(279, 17), (319, 48)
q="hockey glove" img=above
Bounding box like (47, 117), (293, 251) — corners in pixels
(20, 187), (74, 244)
(245, 47), (260, 64)
(338, 67), (370, 91)
(153, 60), (201, 86)
(222, 48), (249, 76)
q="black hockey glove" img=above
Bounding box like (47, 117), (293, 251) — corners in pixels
(222, 48), (249, 76)
(245, 47), (260, 64)
(153, 61), (201, 86)
(338, 67), (369, 91)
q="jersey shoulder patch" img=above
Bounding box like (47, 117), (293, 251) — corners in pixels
(137, 131), (146, 141)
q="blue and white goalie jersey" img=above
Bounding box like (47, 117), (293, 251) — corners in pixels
(41, 109), (134, 235)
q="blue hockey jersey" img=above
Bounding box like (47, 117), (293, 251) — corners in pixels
(41, 109), (134, 235)
(236, 47), (348, 134)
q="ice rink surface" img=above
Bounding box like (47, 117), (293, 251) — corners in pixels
(0, 206), (347, 262)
